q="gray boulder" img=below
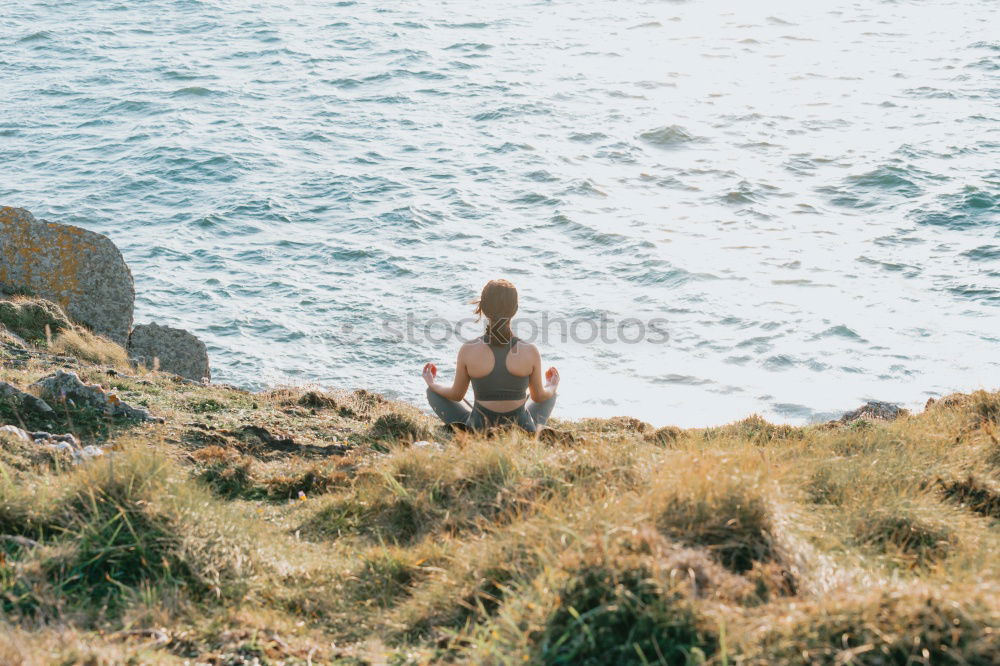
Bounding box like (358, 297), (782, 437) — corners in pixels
(31, 370), (153, 421)
(128, 322), (211, 382)
(0, 206), (134, 345)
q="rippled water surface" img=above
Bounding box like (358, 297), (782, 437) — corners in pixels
(2, 0), (998, 426)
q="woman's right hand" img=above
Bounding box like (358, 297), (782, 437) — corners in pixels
(544, 366), (560, 390)
(422, 362), (438, 387)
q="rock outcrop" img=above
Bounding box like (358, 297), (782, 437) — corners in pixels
(128, 322), (211, 382)
(31, 370), (155, 421)
(0, 206), (134, 345)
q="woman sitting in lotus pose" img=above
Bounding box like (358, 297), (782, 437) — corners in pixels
(423, 279), (559, 432)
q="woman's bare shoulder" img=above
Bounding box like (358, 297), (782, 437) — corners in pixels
(459, 338), (486, 356)
(513, 339), (540, 356)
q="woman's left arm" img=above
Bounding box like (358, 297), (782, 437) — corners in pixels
(423, 347), (471, 402)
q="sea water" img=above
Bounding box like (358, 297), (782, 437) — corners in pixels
(1, 0), (997, 426)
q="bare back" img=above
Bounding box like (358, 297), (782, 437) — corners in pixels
(462, 338), (535, 412)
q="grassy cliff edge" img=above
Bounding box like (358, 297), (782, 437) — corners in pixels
(1, 301), (998, 665)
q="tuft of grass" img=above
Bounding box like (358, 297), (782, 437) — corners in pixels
(0, 298), (72, 344)
(649, 458), (780, 573)
(368, 412), (431, 443)
(347, 546), (430, 609)
(1, 445), (257, 621)
(298, 390), (338, 409)
(645, 425), (683, 446)
(391, 523), (549, 639)
(535, 551), (709, 665)
(196, 455), (257, 499)
(937, 475), (1000, 519)
(739, 586), (1000, 665)
(851, 502), (957, 568)
(49, 328), (131, 371)
(969, 390), (1000, 427)
(462, 530), (732, 666)
(187, 397), (227, 414)
(57, 448), (254, 607)
(705, 414), (805, 445)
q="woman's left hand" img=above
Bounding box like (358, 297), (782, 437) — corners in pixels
(422, 362), (438, 387)
(544, 366), (560, 390)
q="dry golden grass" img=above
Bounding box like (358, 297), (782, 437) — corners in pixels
(1, 329), (998, 663)
(49, 327), (132, 371)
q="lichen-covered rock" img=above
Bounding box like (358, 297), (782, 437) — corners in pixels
(839, 400), (908, 423)
(128, 322), (211, 382)
(0, 297), (73, 343)
(31, 370), (153, 421)
(0, 381), (54, 414)
(0, 206), (134, 345)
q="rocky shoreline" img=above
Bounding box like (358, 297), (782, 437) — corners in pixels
(2, 204), (924, 430)
(1, 205), (210, 382)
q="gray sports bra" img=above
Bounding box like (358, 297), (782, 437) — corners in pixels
(470, 336), (530, 402)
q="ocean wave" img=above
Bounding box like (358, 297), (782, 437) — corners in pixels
(913, 186), (996, 229)
(171, 86), (217, 97)
(637, 125), (701, 148)
(17, 30), (53, 43)
(963, 246), (1000, 262)
(812, 325), (867, 342)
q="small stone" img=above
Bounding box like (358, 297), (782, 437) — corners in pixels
(128, 322), (211, 382)
(46, 441), (75, 454)
(52, 433), (79, 447)
(0, 424), (31, 443)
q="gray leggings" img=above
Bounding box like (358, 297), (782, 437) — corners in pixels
(426, 388), (556, 433)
